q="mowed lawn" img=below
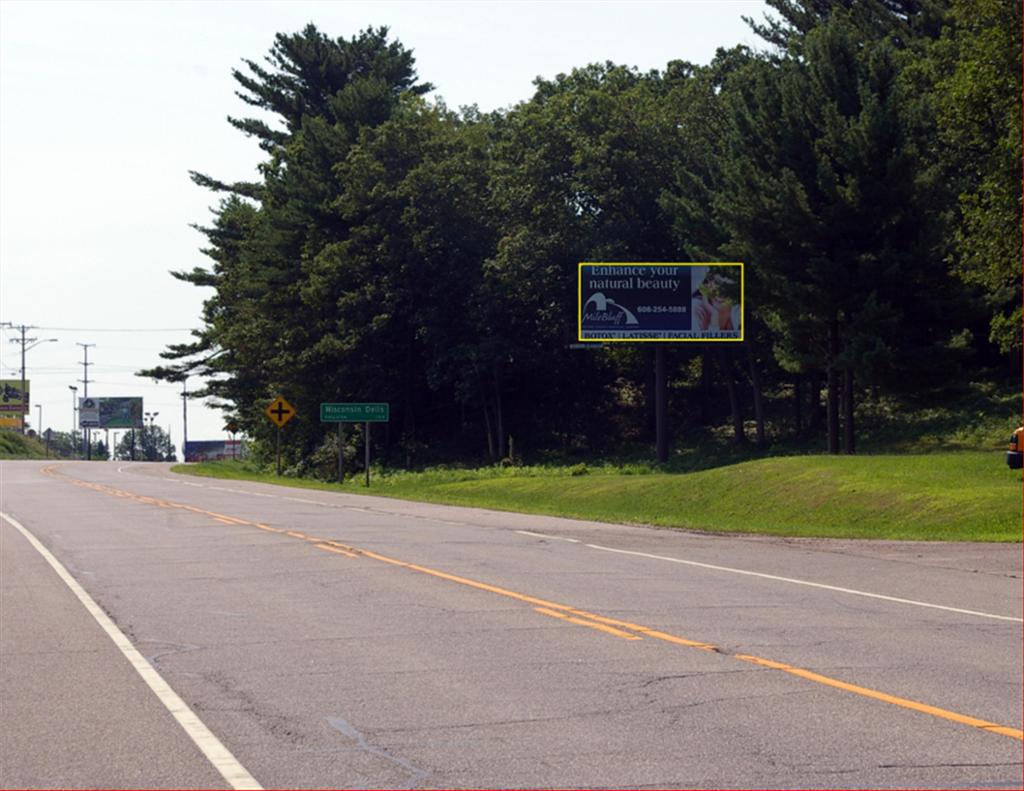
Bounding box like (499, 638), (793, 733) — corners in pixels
(177, 451), (1022, 542)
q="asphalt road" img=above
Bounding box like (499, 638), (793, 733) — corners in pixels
(1, 459), (1021, 789)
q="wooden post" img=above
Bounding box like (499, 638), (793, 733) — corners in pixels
(655, 345), (668, 464)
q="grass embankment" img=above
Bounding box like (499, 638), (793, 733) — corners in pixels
(0, 429), (48, 459)
(175, 452), (1021, 542)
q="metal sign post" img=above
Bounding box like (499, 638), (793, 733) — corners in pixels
(265, 396), (297, 476)
(337, 423), (344, 483)
(320, 403), (389, 487)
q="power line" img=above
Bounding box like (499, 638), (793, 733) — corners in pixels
(37, 327), (194, 332)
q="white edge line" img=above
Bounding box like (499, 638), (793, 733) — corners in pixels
(583, 543), (1022, 623)
(1, 510), (263, 790)
(516, 529), (581, 544)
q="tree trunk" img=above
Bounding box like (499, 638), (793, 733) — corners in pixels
(746, 342), (766, 447)
(843, 368), (855, 455)
(493, 360), (506, 459)
(807, 371), (824, 436)
(403, 379), (415, 469)
(827, 319), (840, 455)
(655, 345), (668, 463)
(718, 349), (745, 444)
(793, 373), (803, 436)
(480, 380), (495, 461)
(700, 351), (713, 424)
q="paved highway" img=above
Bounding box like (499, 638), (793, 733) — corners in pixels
(1, 460), (1021, 789)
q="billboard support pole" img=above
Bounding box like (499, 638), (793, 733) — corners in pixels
(655, 345), (668, 464)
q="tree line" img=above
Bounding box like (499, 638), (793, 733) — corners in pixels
(143, 0), (1021, 471)
(31, 428), (175, 461)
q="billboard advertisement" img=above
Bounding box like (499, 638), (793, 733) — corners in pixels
(184, 440), (244, 462)
(80, 397), (143, 428)
(578, 263), (743, 342)
(100, 397), (143, 428)
(79, 397), (100, 428)
(0, 380), (29, 413)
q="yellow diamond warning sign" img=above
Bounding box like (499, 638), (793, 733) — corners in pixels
(265, 396), (296, 428)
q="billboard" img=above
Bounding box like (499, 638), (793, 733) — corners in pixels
(80, 397), (143, 428)
(100, 397), (143, 428)
(578, 263), (743, 342)
(184, 440), (244, 462)
(79, 397), (100, 427)
(0, 380), (29, 413)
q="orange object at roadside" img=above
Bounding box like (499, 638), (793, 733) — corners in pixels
(1007, 426), (1023, 469)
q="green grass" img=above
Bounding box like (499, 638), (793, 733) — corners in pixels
(0, 429), (48, 459)
(173, 380), (1021, 542)
(174, 451), (1022, 542)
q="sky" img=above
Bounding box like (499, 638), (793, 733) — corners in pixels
(0, 0), (768, 457)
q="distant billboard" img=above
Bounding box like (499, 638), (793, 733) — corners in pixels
(100, 397), (143, 428)
(80, 397), (143, 428)
(184, 440), (244, 462)
(0, 380), (29, 413)
(578, 263), (744, 342)
(79, 397), (100, 428)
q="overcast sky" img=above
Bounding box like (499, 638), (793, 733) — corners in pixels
(0, 0), (767, 454)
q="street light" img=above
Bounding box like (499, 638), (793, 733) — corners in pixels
(144, 411), (159, 461)
(68, 385), (78, 458)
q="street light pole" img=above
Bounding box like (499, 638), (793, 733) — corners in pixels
(144, 411), (159, 461)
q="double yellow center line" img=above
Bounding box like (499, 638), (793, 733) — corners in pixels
(43, 466), (1023, 742)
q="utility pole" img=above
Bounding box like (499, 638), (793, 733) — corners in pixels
(77, 342), (95, 459)
(21, 325), (29, 434)
(182, 378), (188, 463)
(4, 324), (57, 433)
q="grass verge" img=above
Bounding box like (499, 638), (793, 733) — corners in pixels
(0, 429), (48, 459)
(174, 451), (1021, 542)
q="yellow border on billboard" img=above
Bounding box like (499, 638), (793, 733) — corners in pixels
(577, 262), (744, 343)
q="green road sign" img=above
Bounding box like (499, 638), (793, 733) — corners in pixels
(320, 402), (390, 423)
